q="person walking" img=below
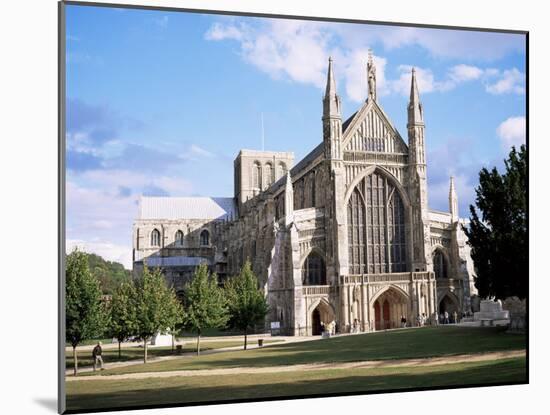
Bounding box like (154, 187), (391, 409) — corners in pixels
(400, 315), (407, 328)
(444, 311), (449, 324)
(92, 341), (104, 371)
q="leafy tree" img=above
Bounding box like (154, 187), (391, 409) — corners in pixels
(65, 249), (107, 376)
(464, 144), (527, 299)
(182, 264), (228, 355)
(163, 287), (184, 353)
(133, 266), (183, 363)
(87, 252), (132, 295)
(225, 261), (269, 350)
(108, 282), (137, 359)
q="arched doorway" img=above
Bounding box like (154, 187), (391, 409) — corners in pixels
(372, 287), (409, 330)
(310, 300), (335, 335)
(439, 293), (460, 322)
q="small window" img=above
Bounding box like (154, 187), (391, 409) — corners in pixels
(175, 230), (184, 246)
(151, 229), (161, 247)
(200, 229), (210, 246)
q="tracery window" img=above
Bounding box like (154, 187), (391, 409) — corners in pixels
(302, 252), (327, 285)
(347, 171), (407, 274)
(175, 230), (184, 246)
(433, 250), (448, 279)
(151, 229), (161, 247)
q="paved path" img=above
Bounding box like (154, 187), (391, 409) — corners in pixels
(67, 349), (525, 382)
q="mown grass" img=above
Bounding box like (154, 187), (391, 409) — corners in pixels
(66, 356), (527, 411)
(66, 340), (280, 369)
(90, 326), (526, 376)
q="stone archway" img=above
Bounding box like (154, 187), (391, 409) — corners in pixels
(309, 299), (336, 336)
(439, 293), (460, 322)
(372, 286), (409, 330)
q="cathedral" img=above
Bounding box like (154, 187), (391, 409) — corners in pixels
(133, 52), (478, 335)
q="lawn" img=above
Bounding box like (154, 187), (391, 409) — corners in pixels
(91, 326), (526, 376)
(66, 340), (281, 369)
(66, 356), (527, 411)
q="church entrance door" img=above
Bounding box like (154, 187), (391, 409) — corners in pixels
(312, 308), (322, 335)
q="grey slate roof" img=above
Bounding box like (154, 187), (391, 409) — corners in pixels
(138, 196), (236, 220)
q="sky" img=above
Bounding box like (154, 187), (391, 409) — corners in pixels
(65, 5), (527, 269)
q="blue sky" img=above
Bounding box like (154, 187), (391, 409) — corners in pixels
(65, 5), (526, 268)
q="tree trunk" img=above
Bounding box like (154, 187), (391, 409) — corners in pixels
(118, 341), (121, 360)
(73, 345), (78, 376)
(244, 329), (247, 350)
(196, 330), (201, 356)
(172, 332), (175, 353)
(144, 338), (148, 364)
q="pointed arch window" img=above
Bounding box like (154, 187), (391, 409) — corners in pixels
(277, 162), (287, 180)
(347, 171), (407, 274)
(302, 251), (327, 285)
(175, 230), (184, 247)
(433, 249), (448, 279)
(200, 229), (210, 247)
(253, 162), (262, 189)
(265, 162), (274, 187)
(151, 229), (161, 247)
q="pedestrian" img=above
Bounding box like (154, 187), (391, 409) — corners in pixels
(433, 311), (439, 326)
(400, 315), (407, 328)
(92, 341), (104, 371)
(453, 311), (458, 324)
(444, 311), (449, 324)
(416, 314), (422, 327)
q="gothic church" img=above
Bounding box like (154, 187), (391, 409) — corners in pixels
(133, 53), (477, 335)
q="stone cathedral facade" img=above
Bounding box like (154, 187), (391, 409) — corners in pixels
(133, 53), (478, 335)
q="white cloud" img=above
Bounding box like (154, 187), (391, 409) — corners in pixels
(67, 239), (133, 269)
(485, 68), (525, 95)
(205, 20), (522, 102)
(497, 116), (526, 149)
(448, 64), (484, 82)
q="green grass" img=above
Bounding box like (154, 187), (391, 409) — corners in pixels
(92, 326), (526, 376)
(66, 340), (281, 369)
(66, 356), (527, 411)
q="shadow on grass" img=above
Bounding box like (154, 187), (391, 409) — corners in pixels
(97, 326), (527, 376)
(66, 357), (527, 411)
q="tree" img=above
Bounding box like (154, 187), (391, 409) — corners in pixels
(225, 260), (269, 350)
(65, 249), (107, 376)
(87, 252), (132, 295)
(464, 144), (527, 299)
(163, 287), (184, 353)
(133, 266), (183, 363)
(108, 282), (137, 359)
(182, 264), (228, 355)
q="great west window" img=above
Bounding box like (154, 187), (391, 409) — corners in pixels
(347, 171), (407, 274)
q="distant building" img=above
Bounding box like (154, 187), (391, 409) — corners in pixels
(133, 52), (477, 335)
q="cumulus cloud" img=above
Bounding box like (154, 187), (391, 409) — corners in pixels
(485, 68), (525, 95)
(205, 19), (524, 102)
(497, 116), (526, 149)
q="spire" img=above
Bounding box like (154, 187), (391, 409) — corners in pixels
(284, 171), (294, 226)
(367, 49), (376, 101)
(323, 57), (341, 118)
(449, 176), (459, 222)
(408, 67), (423, 125)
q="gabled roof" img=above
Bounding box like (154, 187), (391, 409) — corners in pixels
(138, 196), (235, 220)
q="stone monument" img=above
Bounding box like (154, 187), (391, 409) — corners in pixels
(473, 298), (510, 326)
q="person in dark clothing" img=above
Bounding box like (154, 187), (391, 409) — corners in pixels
(92, 341), (104, 371)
